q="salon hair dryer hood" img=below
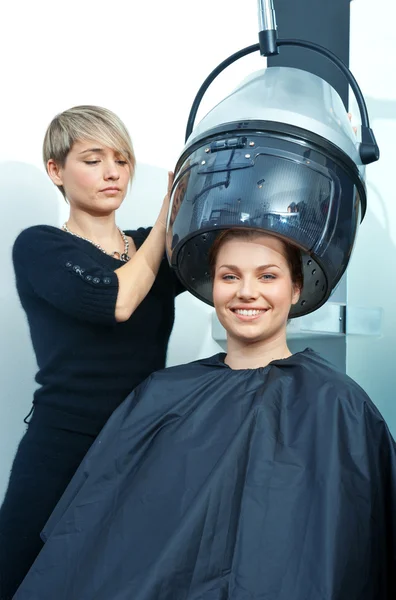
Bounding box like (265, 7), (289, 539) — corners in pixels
(167, 66), (368, 318)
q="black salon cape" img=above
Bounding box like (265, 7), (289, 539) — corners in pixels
(14, 350), (396, 600)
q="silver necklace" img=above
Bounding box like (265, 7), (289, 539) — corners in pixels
(62, 223), (130, 262)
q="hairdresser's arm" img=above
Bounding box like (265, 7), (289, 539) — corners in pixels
(114, 172), (173, 322)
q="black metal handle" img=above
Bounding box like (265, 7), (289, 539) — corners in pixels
(185, 39), (379, 165)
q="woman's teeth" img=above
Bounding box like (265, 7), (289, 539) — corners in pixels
(234, 309), (265, 316)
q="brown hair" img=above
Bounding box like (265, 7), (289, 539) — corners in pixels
(208, 228), (303, 290)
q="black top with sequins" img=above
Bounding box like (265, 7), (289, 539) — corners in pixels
(12, 225), (183, 435)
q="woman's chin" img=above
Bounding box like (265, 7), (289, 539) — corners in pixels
(228, 328), (272, 346)
(78, 200), (124, 217)
(227, 322), (288, 347)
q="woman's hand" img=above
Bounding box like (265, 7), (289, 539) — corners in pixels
(348, 112), (358, 135)
(156, 171), (174, 229)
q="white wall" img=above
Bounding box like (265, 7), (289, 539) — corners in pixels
(347, 0), (396, 429)
(0, 0), (395, 500)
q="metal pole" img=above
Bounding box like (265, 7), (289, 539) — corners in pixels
(258, 0), (277, 31)
(257, 0), (279, 55)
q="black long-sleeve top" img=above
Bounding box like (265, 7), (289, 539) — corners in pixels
(12, 225), (183, 435)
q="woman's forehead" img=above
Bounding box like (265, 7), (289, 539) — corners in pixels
(68, 140), (127, 158)
(215, 238), (291, 273)
(216, 235), (287, 260)
(71, 139), (110, 152)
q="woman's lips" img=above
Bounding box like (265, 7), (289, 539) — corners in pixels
(100, 187), (121, 195)
(230, 308), (268, 321)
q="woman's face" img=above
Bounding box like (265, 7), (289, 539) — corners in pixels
(213, 235), (300, 347)
(48, 140), (131, 215)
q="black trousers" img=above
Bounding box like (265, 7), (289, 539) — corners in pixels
(0, 408), (96, 599)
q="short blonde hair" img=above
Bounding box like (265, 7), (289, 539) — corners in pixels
(43, 105), (136, 196)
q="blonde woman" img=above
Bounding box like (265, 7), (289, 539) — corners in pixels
(0, 106), (183, 599)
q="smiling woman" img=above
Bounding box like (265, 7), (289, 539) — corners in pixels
(210, 228), (303, 368)
(12, 230), (396, 600)
(0, 105), (184, 599)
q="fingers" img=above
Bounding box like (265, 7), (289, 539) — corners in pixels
(167, 171), (174, 195)
(347, 112), (358, 135)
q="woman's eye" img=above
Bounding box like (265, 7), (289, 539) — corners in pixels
(261, 274), (276, 281)
(84, 160), (100, 165)
(117, 160), (128, 166)
(222, 274), (238, 281)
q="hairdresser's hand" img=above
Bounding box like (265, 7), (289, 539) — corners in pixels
(156, 171), (174, 229)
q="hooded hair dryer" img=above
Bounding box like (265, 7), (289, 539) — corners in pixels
(166, 0), (379, 318)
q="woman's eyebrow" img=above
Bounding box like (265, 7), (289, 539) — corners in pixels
(255, 264), (281, 270)
(217, 263), (281, 270)
(78, 148), (104, 155)
(217, 264), (240, 271)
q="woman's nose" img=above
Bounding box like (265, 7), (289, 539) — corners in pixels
(236, 279), (259, 300)
(103, 161), (120, 180)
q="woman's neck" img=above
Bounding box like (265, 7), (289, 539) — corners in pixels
(65, 209), (125, 253)
(224, 333), (291, 370)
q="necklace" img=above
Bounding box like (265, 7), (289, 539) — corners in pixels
(62, 223), (130, 262)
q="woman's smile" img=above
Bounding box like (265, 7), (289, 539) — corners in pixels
(229, 307), (269, 321)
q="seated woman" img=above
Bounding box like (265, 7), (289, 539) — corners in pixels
(15, 229), (396, 600)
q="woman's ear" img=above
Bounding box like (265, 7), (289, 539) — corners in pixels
(47, 159), (64, 187)
(291, 285), (301, 306)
